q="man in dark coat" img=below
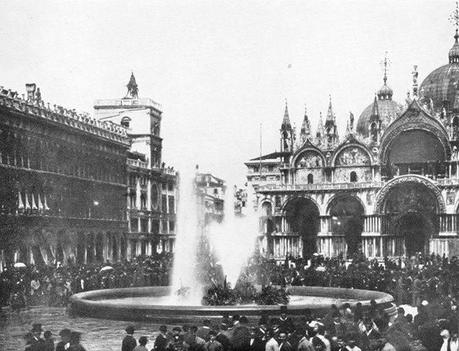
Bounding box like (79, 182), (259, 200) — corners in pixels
(248, 327), (265, 351)
(122, 326), (137, 351)
(154, 325), (169, 351)
(56, 329), (71, 351)
(215, 325), (232, 351)
(279, 306), (294, 335)
(231, 317), (251, 351)
(30, 323), (45, 351)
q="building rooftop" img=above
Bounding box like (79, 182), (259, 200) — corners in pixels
(94, 97), (162, 112)
(0, 85), (130, 146)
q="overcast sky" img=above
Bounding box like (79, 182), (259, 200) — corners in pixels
(0, 1), (455, 186)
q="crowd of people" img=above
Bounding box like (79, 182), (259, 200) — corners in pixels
(22, 297), (459, 351)
(1, 251), (458, 311)
(2, 250), (459, 351)
(246, 252), (459, 308)
(0, 253), (173, 309)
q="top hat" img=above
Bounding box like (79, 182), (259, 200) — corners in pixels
(280, 305), (288, 312)
(31, 324), (43, 333)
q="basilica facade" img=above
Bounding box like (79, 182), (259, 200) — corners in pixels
(246, 32), (459, 261)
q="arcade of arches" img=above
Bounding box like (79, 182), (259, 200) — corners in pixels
(1, 228), (167, 266)
(259, 177), (459, 260)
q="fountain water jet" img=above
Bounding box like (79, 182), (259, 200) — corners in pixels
(169, 165), (204, 305)
(207, 186), (258, 287)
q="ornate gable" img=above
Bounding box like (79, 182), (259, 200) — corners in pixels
(380, 99), (451, 164)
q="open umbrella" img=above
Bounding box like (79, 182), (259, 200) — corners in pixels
(13, 262), (26, 268)
(100, 266), (114, 272)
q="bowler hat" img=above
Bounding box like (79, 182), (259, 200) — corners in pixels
(59, 329), (72, 337)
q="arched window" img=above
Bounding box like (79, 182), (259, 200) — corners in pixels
(261, 202), (272, 217)
(350, 171), (357, 182)
(307, 173), (314, 184)
(370, 122), (378, 142)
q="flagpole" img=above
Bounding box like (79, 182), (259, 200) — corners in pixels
(259, 122), (262, 179)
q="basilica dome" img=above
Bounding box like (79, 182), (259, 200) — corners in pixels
(420, 31), (459, 111)
(357, 80), (403, 138)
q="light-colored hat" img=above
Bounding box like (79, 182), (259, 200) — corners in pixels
(440, 329), (450, 338)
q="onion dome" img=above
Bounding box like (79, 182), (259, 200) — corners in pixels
(420, 30), (459, 111)
(357, 72), (403, 138)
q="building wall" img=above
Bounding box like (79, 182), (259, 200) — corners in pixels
(94, 90), (177, 258)
(0, 87), (130, 266)
(248, 102), (459, 261)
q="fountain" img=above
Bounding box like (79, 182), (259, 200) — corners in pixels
(70, 167), (395, 323)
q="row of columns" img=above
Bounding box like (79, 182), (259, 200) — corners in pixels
(271, 236), (302, 260)
(280, 214), (458, 236)
(439, 214), (458, 233)
(0, 230), (128, 268)
(125, 238), (175, 259)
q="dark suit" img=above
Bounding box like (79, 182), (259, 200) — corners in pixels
(55, 341), (67, 351)
(248, 337), (265, 351)
(154, 333), (169, 351)
(215, 333), (231, 351)
(279, 341), (293, 351)
(122, 334), (137, 351)
(30, 337), (46, 351)
(279, 318), (295, 334)
(230, 326), (251, 351)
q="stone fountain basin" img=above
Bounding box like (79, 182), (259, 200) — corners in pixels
(69, 286), (395, 323)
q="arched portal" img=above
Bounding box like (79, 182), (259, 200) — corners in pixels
(328, 195), (365, 257)
(284, 197), (320, 258)
(396, 213), (435, 256)
(380, 180), (439, 257)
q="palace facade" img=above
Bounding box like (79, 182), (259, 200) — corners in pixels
(0, 74), (178, 267)
(0, 84), (130, 266)
(246, 31), (459, 261)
